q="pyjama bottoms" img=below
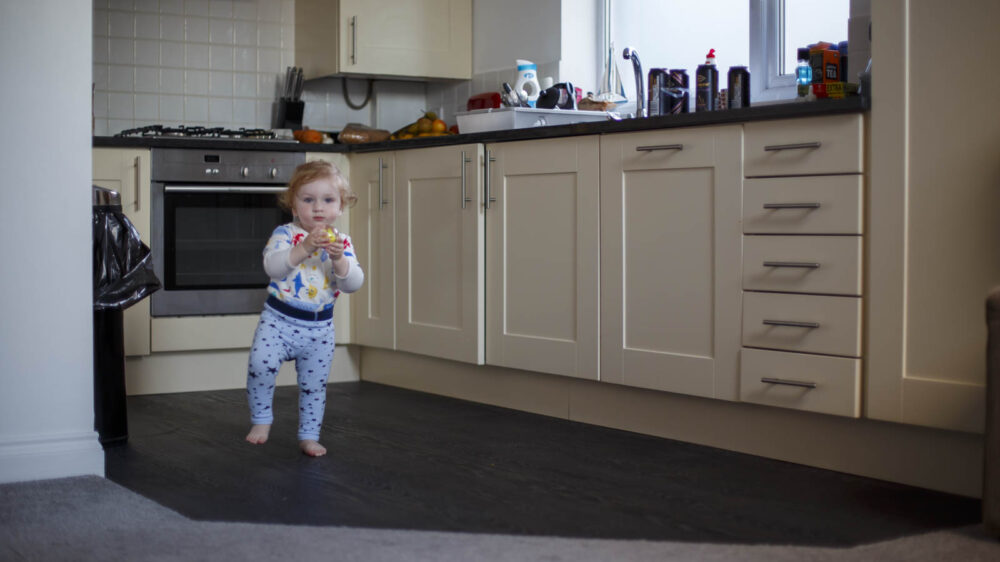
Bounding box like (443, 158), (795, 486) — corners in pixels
(246, 306), (335, 441)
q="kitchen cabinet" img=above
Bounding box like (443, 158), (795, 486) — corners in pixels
(92, 148), (151, 357)
(349, 151), (396, 349)
(484, 137), (600, 380)
(599, 126), (743, 400)
(306, 152), (353, 344)
(296, 0), (472, 80)
(739, 114), (865, 418)
(394, 143), (484, 364)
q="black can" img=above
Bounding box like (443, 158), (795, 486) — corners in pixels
(695, 64), (718, 112)
(727, 66), (750, 109)
(666, 69), (689, 114)
(647, 68), (669, 117)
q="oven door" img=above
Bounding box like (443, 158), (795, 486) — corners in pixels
(151, 183), (291, 317)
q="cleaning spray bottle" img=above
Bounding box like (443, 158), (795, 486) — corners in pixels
(696, 49), (718, 112)
(514, 59), (541, 107)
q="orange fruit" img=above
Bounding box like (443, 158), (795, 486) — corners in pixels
(431, 119), (447, 133)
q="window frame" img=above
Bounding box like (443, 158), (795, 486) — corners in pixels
(749, 0), (796, 102)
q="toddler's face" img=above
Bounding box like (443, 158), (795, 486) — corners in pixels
(292, 178), (342, 231)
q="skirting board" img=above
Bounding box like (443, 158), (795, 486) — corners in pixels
(125, 345), (361, 395)
(0, 430), (104, 484)
(360, 347), (984, 498)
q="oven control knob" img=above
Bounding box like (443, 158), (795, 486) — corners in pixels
(241, 166), (250, 178)
(205, 168), (212, 175)
(269, 167), (278, 179)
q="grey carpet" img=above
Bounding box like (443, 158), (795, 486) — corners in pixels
(2, 476), (999, 561)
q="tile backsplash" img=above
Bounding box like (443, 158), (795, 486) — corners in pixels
(93, 0), (427, 136)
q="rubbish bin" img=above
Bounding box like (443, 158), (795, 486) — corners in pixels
(92, 185), (160, 447)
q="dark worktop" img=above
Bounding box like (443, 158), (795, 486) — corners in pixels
(93, 96), (867, 153)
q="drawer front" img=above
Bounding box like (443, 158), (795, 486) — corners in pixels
(743, 235), (862, 296)
(742, 292), (862, 357)
(740, 347), (861, 417)
(743, 175), (863, 234)
(744, 114), (863, 176)
(612, 126), (725, 171)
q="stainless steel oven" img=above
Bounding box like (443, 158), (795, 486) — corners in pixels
(150, 148), (305, 317)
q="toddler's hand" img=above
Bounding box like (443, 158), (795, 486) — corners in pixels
(302, 226), (330, 253)
(322, 228), (346, 261)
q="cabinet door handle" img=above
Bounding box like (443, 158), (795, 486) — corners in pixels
(761, 377), (817, 389)
(636, 144), (683, 152)
(377, 157), (389, 210)
(460, 151), (472, 209)
(764, 141), (822, 152)
(762, 261), (820, 269)
(484, 151), (497, 209)
(132, 155), (142, 212)
(350, 16), (357, 64)
(762, 319), (820, 329)
(763, 202), (821, 210)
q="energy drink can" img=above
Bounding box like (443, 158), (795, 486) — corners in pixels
(647, 68), (669, 117)
(666, 69), (689, 114)
(727, 66), (750, 109)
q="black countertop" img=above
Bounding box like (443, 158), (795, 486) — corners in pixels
(93, 96), (867, 153)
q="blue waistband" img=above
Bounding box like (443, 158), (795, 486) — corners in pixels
(265, 296), (333, 321)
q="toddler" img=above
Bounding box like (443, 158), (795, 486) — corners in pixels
(245, 160), (363, 456)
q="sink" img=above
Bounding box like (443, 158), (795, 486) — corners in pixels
(456, 107), (610, 134)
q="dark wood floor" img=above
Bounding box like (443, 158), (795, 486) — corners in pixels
(104, 381), (979, 546)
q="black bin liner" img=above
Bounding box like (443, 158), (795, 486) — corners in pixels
(93, 186), (160, 446)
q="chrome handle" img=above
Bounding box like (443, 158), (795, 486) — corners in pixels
(484, 151), (497, 209)
(762, 261), (820, 269)
(636, 144), (683, 152)
(460, 151), (472, 209)
(762, 319), (821, 329)
(163, 186), (287, 193)
(761, 377), (817, 389)
(763, 202), (822, 210)
(377, 157), (389, 210)
(764, 142), (822, 151)
(133, 156), (141, 212)
(350, 16), (357, 64)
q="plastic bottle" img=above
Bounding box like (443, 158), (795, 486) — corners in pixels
(514, 59), (541, 107)
(695, 49), (718, 112)
(796, 48), (812, 98)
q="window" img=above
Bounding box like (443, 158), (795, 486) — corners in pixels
(604, 0), (849, 107)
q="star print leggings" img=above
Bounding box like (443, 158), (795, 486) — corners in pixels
(246, 306), (335, 441)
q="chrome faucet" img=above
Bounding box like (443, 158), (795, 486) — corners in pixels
(622, 47), (645, 118)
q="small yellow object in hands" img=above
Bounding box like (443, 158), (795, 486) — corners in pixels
(326, 226), (339, 242)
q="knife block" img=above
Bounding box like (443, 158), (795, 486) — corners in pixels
(273, 100), (304, 130)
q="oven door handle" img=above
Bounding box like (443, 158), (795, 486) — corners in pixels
(163, 186), (287, 193)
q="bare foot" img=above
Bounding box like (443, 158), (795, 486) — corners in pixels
(299, 439), (327, 457)
(246, 424), (271, 444)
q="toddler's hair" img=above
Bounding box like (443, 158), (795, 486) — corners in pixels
(279, 160), (358, 212)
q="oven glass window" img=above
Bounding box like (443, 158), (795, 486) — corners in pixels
(164, 190), (291, 290)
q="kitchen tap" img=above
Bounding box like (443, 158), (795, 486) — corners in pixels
(622, 47), (645, 118)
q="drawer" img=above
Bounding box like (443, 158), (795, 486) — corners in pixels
(744, 114), (863, 176)
(743, 175), (863, 234)
(612, 125), (726, 171)
(742, 235), (862, 296)
(740, 347), (861, 417)
(742, 292), (862, 357)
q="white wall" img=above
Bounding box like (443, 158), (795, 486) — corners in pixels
(93, 0), (427, 135)
(0, 1), (105, 483)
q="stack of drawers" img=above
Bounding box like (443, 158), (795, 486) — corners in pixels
(739, 114), (865, 417)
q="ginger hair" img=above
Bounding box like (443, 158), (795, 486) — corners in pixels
(278, 160), (357, 212)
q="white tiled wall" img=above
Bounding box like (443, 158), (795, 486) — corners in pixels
(93, 0), (428, 136)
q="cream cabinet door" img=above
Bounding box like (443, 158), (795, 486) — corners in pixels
(600, 126), (743, 400)
(92, 148), (151, 357)
(395, 144), (484, 364)
(307, 152), (353, 345)
(349, 151), (395, 349)
(339, 0), (471, 79)
(485, 137), (600, 380)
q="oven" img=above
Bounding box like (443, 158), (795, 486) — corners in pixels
(150, 148), (305, 317)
